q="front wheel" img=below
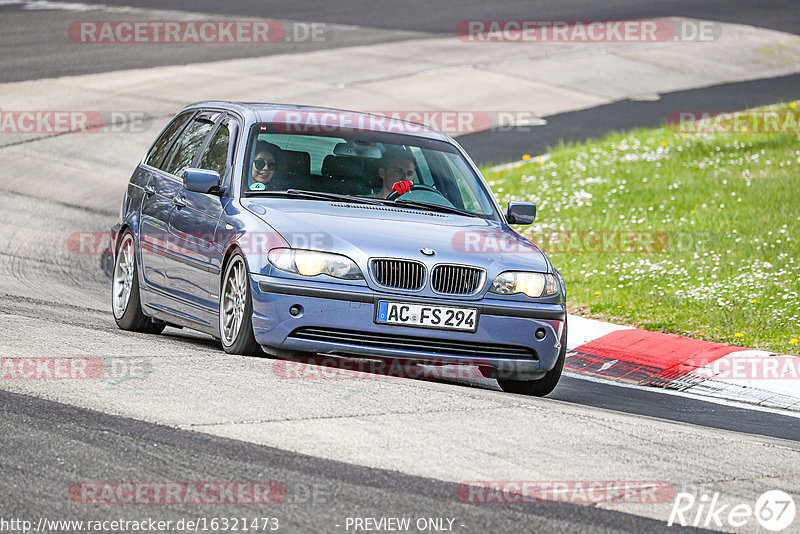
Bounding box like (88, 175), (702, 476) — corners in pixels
(497, 319), (567, 397)
(219, 252), (263, 356)
(112, 230), (165, 334)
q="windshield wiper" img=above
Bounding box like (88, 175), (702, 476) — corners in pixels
(392, 199), (481, 218)
(244, 189), (481, 217)
(243, 190), (289, 197)
(245, 188), (383, 205)
(286, 189), (387, 205)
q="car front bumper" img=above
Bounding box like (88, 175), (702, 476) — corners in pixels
(250, 274), (565, 380)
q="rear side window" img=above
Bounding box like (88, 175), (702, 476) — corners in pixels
(145, 112), (193, 169)
(199, 121), (231, 179)
(164, 115), (217, 177)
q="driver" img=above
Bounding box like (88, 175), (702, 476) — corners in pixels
(377, 153), (417, 198)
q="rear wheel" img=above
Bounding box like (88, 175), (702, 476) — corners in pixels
(112, 230), (165, 334)
(219, 252), (263, 356)
(497, 319), (567, 397)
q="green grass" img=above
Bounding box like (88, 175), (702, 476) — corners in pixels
(481, 101), (800, 355)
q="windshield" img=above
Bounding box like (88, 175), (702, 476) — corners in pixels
(242, 123), (499, 220)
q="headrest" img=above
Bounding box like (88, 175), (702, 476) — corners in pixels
(321, 155), (365, 179)
(283, 150), (310, 175)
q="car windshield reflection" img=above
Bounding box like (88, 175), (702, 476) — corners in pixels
(243, 127), (499, 220)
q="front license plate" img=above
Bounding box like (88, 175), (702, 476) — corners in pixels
(375, 301), (478, 332)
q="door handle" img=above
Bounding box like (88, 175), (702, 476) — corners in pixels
(172, 196), (187, 208)
(144, 185), (155, 195)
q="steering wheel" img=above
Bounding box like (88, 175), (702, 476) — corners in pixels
(386, 184), (443, 201)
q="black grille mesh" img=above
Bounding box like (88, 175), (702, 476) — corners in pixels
(371, 259), (425, 290)
(431, 265), (484, 295)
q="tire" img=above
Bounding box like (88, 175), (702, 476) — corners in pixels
(497, 318), (567, 397)
(112, 230), (166, 334)
(219, 252), (263, 356)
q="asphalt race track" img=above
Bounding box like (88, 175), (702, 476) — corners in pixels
(5, 0), (799, 82)
(1, 2), (799, 533)
(2, 388), (721, 534)
(460, 73), (800, 164)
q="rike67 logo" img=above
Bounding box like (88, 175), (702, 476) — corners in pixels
(669, 489), (796, 531)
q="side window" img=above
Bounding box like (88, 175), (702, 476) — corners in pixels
(198, 121), (230, 179)
(409, 146), (433, 184)
(435, 151), (494, 213)
(164, 115), (217, 178)
(145, 111), (193, 169)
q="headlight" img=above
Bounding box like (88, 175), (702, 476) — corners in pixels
(268, 248), (363, 280)
(489, 272), (559, 298)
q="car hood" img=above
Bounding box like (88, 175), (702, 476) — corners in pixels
(242, 199), (551, 273)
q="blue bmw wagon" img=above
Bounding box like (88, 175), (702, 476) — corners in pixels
(111, 102), (567, 395)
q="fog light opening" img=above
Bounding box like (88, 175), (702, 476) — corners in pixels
(535, 328), (546, 340)
(289, 304), (303, 317)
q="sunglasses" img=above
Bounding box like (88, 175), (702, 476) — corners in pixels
(253, 159), (277, 171)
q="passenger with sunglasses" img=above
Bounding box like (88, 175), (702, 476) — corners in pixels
(251, 141), (282, 188)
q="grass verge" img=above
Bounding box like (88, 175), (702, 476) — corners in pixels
(482, 101), (800, 355)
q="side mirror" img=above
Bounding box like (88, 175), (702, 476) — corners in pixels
(183, 168), (221, 195)
(506, 201), (536, 225)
